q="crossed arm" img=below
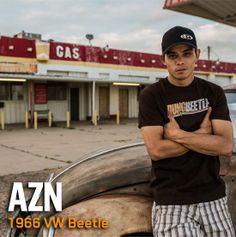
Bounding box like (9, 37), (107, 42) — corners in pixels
(141, 108), (234, 161)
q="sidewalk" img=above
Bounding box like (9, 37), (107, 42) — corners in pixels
(0, 120), (143, 176)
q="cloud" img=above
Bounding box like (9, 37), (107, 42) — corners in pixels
(0, 0), (236, 62)
(94, 29), (162, 53)
(196, 23), (236, 62)
(197, 23), (235, 43)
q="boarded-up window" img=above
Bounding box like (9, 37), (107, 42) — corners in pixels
(47, 83), (67, 100)
(0, 82), (24, 100)
(11, 84), (24, 100)
(0, 83), (8, 100)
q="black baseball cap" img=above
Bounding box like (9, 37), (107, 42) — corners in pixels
(161, 26), (197, 54)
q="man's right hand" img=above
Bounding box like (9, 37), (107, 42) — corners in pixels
(196, 107), (212, 134)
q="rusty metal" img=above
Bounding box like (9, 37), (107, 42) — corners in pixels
(53, 195), (152, 237)
(0, 62), (37, 73)
(164, 0), (236, 27)
(220, 154), (236, 176)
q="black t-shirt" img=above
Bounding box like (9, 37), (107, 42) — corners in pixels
(139, 77), (231, 205)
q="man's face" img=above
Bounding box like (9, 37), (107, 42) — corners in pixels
(162, 44), (200, 83)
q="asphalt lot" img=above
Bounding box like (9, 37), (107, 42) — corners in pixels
(0, 120), (143, 176)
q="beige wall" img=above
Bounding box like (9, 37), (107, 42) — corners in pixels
(48, 101), (67, 121)
(110, 85), (119, 115)
(4, 101), (27, 124)
(128, 87), (138, 118)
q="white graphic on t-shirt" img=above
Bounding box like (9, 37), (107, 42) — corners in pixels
(167, 98), (209, 117)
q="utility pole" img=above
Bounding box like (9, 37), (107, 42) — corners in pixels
(207, 46), (211, 60)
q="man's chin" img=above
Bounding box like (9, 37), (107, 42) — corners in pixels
(174, 76), (187, 80)
(174, 72), (192, 81)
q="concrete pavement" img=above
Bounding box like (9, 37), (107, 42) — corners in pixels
(0, 120), (143, 176)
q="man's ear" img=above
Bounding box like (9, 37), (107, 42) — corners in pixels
(195, 49), (200, 60)
(161, 55), (166, 66)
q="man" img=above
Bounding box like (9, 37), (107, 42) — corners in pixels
(139, 26), (235, 236)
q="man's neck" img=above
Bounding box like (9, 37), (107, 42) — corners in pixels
(167, 75), (194, 87)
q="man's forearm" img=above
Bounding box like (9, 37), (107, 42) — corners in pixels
(174, 130), (232, 157)
(151, 128), (208, 161)
(149, 139), (189, 161)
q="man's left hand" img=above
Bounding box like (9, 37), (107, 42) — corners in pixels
(164, 116), (181, 140)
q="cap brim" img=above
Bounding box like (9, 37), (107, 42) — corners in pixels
(163, 42), (197, 54)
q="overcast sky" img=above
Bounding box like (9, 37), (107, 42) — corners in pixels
(1, 0), (236, 63)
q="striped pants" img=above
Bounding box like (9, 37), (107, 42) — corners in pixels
(152, 197), (235, 237)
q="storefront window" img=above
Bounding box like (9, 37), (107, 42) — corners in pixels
(47, 83), (67, 100)
(0, 83), (24, 100)
(0, 84), (8, 100)
(11, 84), (24, 100)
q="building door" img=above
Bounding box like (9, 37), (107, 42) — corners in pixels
(119, 88), (129, 118)
(70, 88), (79, 120)
(99, 86), (109, 119)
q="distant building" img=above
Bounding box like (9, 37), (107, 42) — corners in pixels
(0, 33), (236, 124)
(14, 30), (42, 41)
